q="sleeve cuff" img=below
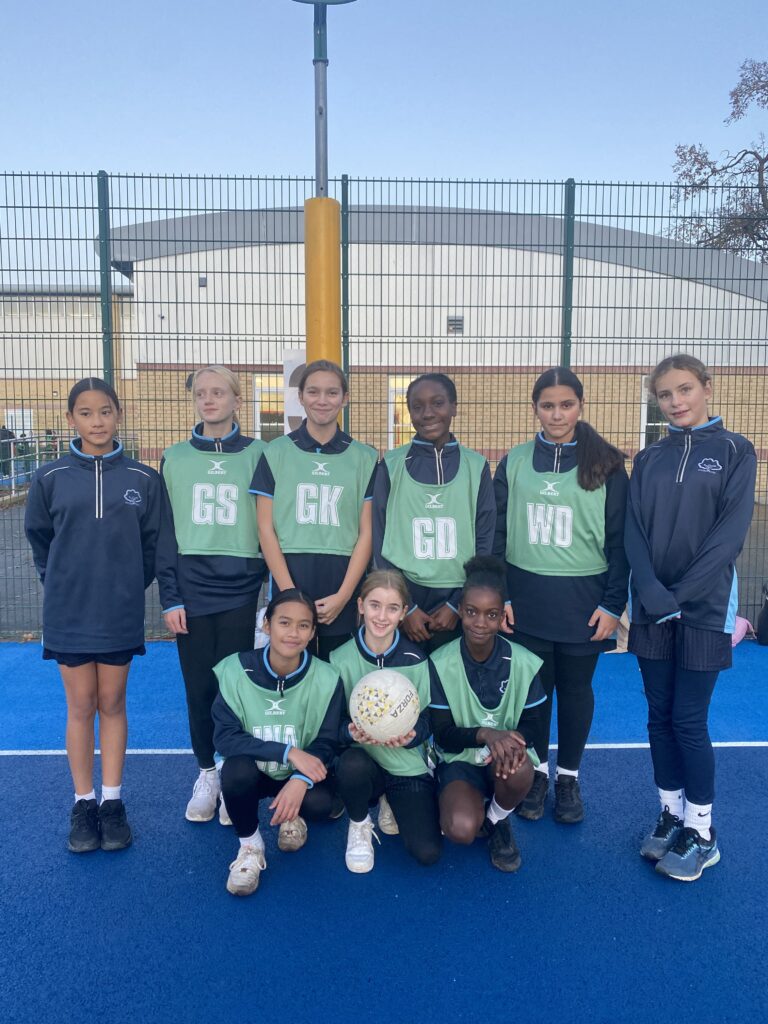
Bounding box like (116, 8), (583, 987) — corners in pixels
(162, 604), (185, 614)
(656, 611), (682, 624)
(597, 605), (620, 618)
(290, 773), (314, 789)
(406, 604), (419, 616)
(282, 744), (293, 764)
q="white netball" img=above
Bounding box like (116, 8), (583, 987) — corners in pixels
(349, 669), (420, 743)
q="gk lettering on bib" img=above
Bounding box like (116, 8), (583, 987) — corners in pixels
(296, 483), (343, 526)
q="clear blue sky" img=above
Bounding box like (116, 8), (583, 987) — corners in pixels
(2, 0), (765, 182)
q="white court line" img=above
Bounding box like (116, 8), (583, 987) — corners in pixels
(2, 741), (768, 756)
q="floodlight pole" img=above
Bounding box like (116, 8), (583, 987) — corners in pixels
(313, 3), (329, 197)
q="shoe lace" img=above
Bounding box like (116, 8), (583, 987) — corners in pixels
(281, 819), (304, 841)
(669, 827), (700, 856)
(350, 819), (380, 850)
(654, 809), (682, 838)
(193, 773), (217, 798)
(231, 845), (266, 873)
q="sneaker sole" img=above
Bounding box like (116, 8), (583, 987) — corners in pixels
(101, 834), (132, 852)
(67, 838), (101, 853)
(278, 840), (307, 852)
(185, 808), (217, 822)
(490, 853), (522, 873)
(226, 879), (260, 896)
(554, 808), (584, 824)
(516, 804), (545, 822)
(345, 858), (374, 873)
(656, 849), (720, 882)
(377, 820), (399, 836)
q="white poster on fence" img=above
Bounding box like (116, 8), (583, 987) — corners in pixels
(283, 349), (306, 434)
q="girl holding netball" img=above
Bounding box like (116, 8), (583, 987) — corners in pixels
(493, 367), (629, 824)
(331, 570), (441, 873)
(212, 589), (345, 896)
(25, 378), (162, 853)
(372, 373), (496, 652)
(430, 556), (546, 872)
(253, 361), (378, 660)
(156, 366), (267, 824)
(626, 355), (755, 881)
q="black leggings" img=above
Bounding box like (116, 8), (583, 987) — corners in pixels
(514, 634), (599, 771)
(176, 601), (259, 769)
(638, 657), (719, 805)
(220, 755), (335, 835)
(335, 747), (442, 866)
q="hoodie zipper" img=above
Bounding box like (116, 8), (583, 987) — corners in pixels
(94, 456), (103, 519)
(553, 444), (562, 473)
(434, 447), (445, 485)
(676, 433), (692, 484)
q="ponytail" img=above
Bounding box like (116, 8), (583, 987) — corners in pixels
(573, 421), (625, 491)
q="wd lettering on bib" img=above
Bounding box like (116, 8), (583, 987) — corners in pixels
(382, 444), (486, 588)
(504, 441), (607, 577)
(296, 483), (343, 526)
(252, 724), (298, 775)
(162, 441), (264, 557)
(264, 436), (377, 556)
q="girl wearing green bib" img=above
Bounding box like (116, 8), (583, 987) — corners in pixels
(331, 570), (441, 873)
(254, 361), (378, 660)
(493, 367), (629, 826)
(156, 366), (268, 826)
(212, 589), (345, 897)
(431, 557), (546, 873)
(372, 373), (496, 653)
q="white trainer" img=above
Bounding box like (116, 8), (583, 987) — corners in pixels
(377, 794), (399, 835)
(226, 844), (267, 896)
(278, 816), (308, 852)
(218, 795), (232, 826)
(345, 817), (380, 873)
(185, 769), (220, 822)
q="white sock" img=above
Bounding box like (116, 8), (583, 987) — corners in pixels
(658, 788), (684, 819)
(556, 766), (578, 780)
(684, 801), (712, 841)
(239, 828), (264, 851)
(75, 790), (96, 803)
(486, 797), (511, 825)
(201, 766), (217, 775)
(101, 785), (122, 803)
(536, 762), (550, 778)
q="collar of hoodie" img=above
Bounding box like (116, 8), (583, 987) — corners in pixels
(666, 416), (723, 443)
(190, 421), (240, 454)
(69, 438), (123, 463)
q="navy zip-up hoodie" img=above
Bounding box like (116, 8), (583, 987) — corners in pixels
(24, 439), (162, 652)
(625, 418), (756, 631)
(156, 423), (267, 618)
(372, 435), (496, 614)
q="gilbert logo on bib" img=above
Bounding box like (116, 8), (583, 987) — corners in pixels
(540, 480), (559, 496)
(425, 492), (445, 509)
(312, 461), (330, 477)
(208, 460), (227, 476)
(265, 698), (287, 717)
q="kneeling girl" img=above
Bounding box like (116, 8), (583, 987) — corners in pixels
(212, 590), (345, 896)
(430, 557), (546, 872)
(331, 570), (442, 872)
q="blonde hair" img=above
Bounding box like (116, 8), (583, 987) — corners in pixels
(359, 570), (410, 609)
(648, 354), (711, 397)
(191, 365), (242, 423)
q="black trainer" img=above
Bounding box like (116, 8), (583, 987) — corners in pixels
(99, 799), (133, 851)
(554, 776), (584, 824)
(486, 817), (522, 873)
(517, 770), (548, 821)
(68, 798), (101, 853)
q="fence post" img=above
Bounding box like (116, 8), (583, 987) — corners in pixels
(341, 173), (350, 433)
(97, 170), (114, 385)
(560, 177), (576, 368)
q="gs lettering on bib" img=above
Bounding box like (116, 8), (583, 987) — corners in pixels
(504, 441), (607, 576)
(162, 440), (264, 557)
(382, 443), (486, 588)
(264, 435), (377, 557)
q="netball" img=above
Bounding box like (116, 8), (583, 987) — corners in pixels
(348, 669), (420, 742)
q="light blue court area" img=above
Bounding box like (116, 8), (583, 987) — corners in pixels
(1, 640), (767, 751)
(1, 641), (766, 1024)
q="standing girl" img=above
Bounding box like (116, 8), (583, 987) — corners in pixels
(331, 570), (442, 873)
(253, 360), (378, 660)
(626, 354), (756, 881)
(156, 366), (266, 823)
(493, 367), (629, 824)
(431, 557), (546, 872)
(212, 589), (345, 896)
(25, 378), (161, 852)
(373, 373), (496, 652)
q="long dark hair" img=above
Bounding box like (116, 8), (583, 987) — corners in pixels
(532, 367), (624, 491)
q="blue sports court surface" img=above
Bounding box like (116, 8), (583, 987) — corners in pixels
(1, 641), (765, 1023)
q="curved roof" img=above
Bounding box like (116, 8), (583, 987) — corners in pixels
(106, 206), (768, 304)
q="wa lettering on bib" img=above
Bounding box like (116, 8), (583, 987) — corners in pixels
(162, 441), (264, 557)
(382, 444), (486, 588)
(214, 653), (339, 780)
(504, 441), (607, 576)
(265, 436), (377, 556)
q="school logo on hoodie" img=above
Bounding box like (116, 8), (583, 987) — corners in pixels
(124, 489), (142, 505)
(697, 458), (722, 474)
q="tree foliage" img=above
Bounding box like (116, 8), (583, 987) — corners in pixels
(672, 59), (767, 262)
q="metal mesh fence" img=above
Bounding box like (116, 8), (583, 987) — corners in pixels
(1, 172), (766, 638)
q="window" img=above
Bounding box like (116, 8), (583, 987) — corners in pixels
(447, 315), (464, 335)
(640, 376), (666, 448)
(253, 374), (284, 442)
(387, 375), (413, 450)
(198, 275), (207, 288)
(4, 409), (34, 434)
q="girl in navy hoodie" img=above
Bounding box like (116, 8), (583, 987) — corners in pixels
(626, 354), (756, 882)
(25, 378), (161, 854)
